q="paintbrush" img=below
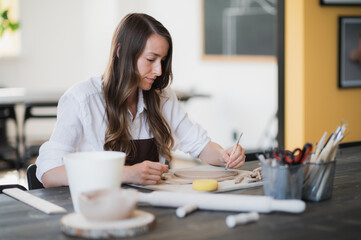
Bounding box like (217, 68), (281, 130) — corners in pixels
(225, 132), (243, 170)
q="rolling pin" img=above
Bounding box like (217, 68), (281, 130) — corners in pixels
(138, 191), (305, 214)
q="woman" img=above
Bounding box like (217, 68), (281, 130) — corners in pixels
(36, 13), (246, 188)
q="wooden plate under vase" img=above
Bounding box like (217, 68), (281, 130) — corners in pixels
(61, 210), (155, 239)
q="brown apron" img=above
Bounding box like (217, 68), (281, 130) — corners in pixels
(125, 138), (159, 166)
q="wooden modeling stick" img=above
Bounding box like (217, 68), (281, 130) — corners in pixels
(176, 203), (198, 218)
(225, 132), (243, 170)
(226, 212), (259, 228)
(3, 188), (67, 214)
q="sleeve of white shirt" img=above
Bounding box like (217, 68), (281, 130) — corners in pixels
(35, 91), (84, 183)
(161, 88), (211, 159)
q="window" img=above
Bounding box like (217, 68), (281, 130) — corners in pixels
(0, 0), (20, 57)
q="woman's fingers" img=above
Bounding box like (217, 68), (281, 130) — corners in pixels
(142, 161), (168, 175)
(148, 161), (169, 173)
(137, 161), (168, 185)
(226, 145), (246, 169)
(229, 154), (246, 169)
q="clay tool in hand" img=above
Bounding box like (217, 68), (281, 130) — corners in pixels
(225, 132), (243, 170)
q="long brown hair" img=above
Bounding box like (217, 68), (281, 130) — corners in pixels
(102, 13), (174, 161)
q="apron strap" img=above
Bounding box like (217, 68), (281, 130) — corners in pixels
(125, 138), (159, 166)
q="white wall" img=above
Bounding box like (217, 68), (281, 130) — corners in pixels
(0, 0), (277, 156)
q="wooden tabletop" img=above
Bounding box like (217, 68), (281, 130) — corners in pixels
(0, 146), (361, 240)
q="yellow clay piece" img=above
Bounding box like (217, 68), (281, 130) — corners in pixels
(192, 179), (218, 192)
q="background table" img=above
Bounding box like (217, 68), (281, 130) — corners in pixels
(0, 88), (62, 168)
(0, 146), (361, 240)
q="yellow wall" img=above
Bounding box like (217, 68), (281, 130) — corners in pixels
(285, 0), (361, 149)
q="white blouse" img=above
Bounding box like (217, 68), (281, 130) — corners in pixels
(36, 76), (210, 182)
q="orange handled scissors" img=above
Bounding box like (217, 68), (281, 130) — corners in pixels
(285, 143), (313, 165)
(272, 143), (313, 165)
(299, 143), (313, 164)
(283, 148), (303, 165)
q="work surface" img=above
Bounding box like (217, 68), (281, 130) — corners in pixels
(1, 146), (361, 240)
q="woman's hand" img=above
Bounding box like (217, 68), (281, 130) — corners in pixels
(122, 160), (169, 185)
(221, 145), (246, 169)
(199, 141), (246, 168)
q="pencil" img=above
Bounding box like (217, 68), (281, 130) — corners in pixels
(225, 132), (243, 170)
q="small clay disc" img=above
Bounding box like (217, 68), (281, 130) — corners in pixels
(174, 170), (238, 180)
(61, 210), (155, 239)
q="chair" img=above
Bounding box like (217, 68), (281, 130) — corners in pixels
(0, 184), (27, 193)
(22, 102), (57, 164)
(0, 104), (21, 169)
(26, 164), (44, 190)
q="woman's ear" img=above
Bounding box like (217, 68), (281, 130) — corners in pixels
(116, 43), (120, 58)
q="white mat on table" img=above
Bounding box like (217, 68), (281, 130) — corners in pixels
(131, 165), (263, 193)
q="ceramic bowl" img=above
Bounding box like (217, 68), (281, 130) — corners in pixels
(78, 188), (138, 222)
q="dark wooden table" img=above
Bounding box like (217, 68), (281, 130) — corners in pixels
(1, 146), (361, 240)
